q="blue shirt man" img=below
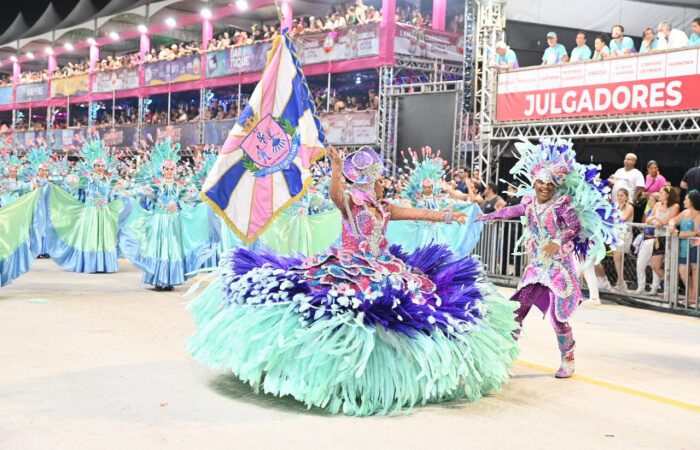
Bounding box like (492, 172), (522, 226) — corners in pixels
(542, 32), (568, 65)
(610, 25), (636, 55)
(495, 41), (519, 69)
(690, 18), (700, 46)
(570, 32), (592, 62)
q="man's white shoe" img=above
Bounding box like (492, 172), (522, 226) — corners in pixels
(588, 297), (602, 306)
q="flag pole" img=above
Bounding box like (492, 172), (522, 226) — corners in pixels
(273, 0), (285, 31)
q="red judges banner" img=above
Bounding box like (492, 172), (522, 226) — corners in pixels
(496, 47), (700, 122)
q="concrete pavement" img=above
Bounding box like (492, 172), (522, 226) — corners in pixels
(0, 260), (698, 449)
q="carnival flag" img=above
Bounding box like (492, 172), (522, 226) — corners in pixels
(201, 34), (327, 244)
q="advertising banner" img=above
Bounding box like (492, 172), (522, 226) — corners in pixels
(319, 111), (376, 145)
(50, 74), (90, 98)
(141, 123), (200, 146)
(93, 69), (140, 92)
(295, 23), (380, 65)
(144, 55), (202, 86)
(97, 126), (139, 148)
(0, 86), (12, 105)
(206, 42), (272, 78)
(496, 48), (700, 122)
(203, 119), (235, 146)
(16, 82), (48, 103)
(394, 24), (463, 62)
(47, 128), (88, 151)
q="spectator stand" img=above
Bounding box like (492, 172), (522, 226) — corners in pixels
(0, 0), (465, 167)
(465, 0), (700, 184)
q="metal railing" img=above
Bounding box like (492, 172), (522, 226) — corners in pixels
(474, 220), (700, 315)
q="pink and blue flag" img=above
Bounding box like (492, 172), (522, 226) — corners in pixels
(202, 34), (327, 244)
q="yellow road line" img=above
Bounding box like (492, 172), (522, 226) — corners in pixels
(515, 360), (700, 413)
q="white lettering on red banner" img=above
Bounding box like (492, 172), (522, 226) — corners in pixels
(496, 48), (700, 122)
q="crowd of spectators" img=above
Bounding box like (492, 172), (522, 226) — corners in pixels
(310, 86), (379, 113)
(494, 17), (700, 71)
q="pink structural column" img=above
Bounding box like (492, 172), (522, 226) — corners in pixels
(12, 61), (20, 126)
(139, 31), (150, 89)
(202, 17), (213, 82)
(432, 0), (446, 31)
(281, 0), (293, 32)
(379, 0), (397, 64)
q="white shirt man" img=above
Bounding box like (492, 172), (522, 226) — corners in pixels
(656, 21), (689, 50)
(610, 153), (645, 203)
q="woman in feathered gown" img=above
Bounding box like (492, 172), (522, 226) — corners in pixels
(187, 146), (519, 416)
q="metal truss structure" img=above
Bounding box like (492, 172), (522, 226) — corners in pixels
(492, 111), (700, 144)
(454, 0), (478, 171)
(471, 0), (506, 183)
(376, 55), (463, 176)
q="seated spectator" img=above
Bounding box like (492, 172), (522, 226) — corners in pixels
(656, 20), (689, 50)
(690, 17), (700, 47)
(541, 32), (568, 65)
(570, 32), (592, 62)
(493, 41), (519, 70)
(639, 27), (658, 53)
(609, 25), (636, 56)
(592, 35), (611, 60)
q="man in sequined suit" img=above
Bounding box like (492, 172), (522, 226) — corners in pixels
(481, 175), (582, 378)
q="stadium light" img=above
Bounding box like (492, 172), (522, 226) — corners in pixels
(44, 47), (54, 55)
(87, 37), (97, 46)
(200, 8), (212, 19)
(137, 24), (148, 34)
(64, 42), (74, 51)
(165, 17), (177, 27)
(236, 0), (249, 11)
(10, 55), (17, 62)
(26, 52), (34, 59)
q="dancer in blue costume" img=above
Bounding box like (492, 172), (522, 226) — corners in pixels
(386, 146), (483, 257)
(120, 139), (217, 290)
(0, 153), (31, 207)
(187, 146), (519, 416)
(44, 137), (125, 273)
(25, 146), (54, 259)
(0, 151), (43, 287)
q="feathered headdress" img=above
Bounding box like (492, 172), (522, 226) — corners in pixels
(136, 138), (181, 185)
(25, 145), (53, 179)
(78, 136), (117, 179)
(188, 149), (217, 192)
(1, 151), (23, 177)
(509, 137), (626, 264)
(400, 146), (446, 204)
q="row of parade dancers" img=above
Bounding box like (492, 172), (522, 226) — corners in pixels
(0, 139), (480, 291)
(1, 135), (625, 415)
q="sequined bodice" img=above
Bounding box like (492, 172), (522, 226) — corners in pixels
(85, 177), (112, 207)
(153, 183), (181, 214)
(341, 193), (390, 256)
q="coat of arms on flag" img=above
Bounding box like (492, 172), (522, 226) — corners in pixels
(201, 34), (327, 244)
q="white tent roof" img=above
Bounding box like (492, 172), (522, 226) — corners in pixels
(506, 0), (700, 35)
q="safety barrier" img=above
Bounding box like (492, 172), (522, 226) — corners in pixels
(474, 220), (700, 314)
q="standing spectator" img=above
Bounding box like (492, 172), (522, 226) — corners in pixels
(639, 28), (658, 53)
(480, 182), (505, 214)
(570, 32), (592, 62)
(541, 32), (568, 65)
(690, 17), (700, 47)
(656, 20), (689, 50)
(367, 89), (379, 110)
(668, 191), (700, 306)
(355, 0), (368, 24)
(680, 164), (700, 192)
(493, 41), (519, 70)
(612, 189), (635, 290)
(592, 35), (611, 60)
(609, 153), (645, 204)
(609, 25), (636, 56)
(643, 187), (681, 295)
(643, 160), (667, 199)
